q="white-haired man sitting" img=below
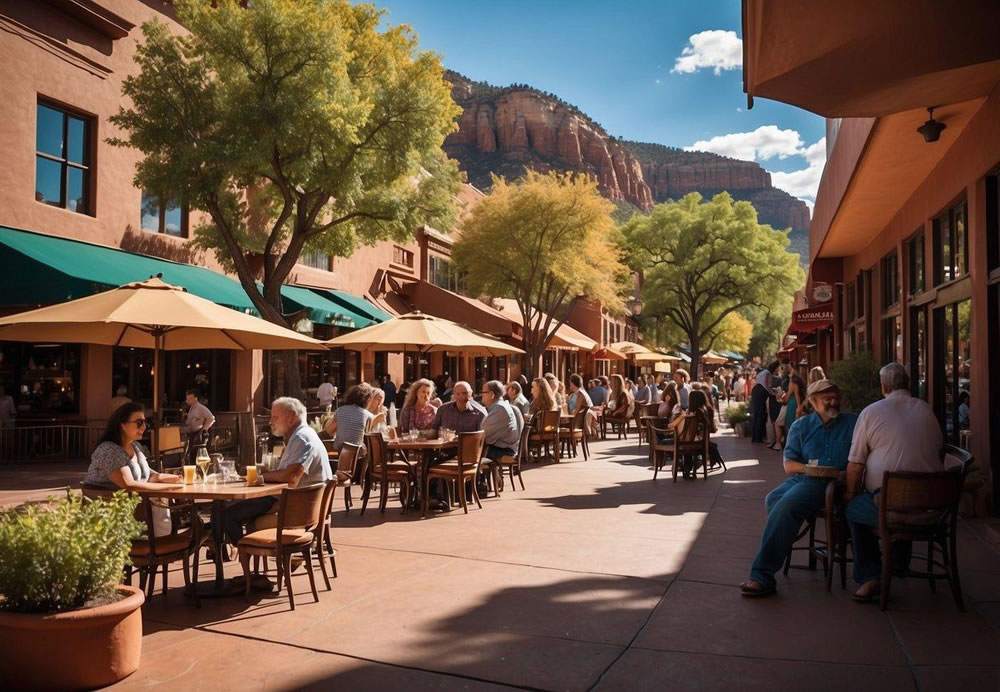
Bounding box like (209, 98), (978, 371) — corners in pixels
(222, 397), (333, 545)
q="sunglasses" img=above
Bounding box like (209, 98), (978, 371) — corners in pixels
(126, 418), (148, 428)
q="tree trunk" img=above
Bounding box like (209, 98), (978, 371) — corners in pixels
(689, 332), (701, 382)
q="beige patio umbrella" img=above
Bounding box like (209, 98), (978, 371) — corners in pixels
(324, 310), (524, 357)
(609, 340), (661, 362)
(0, 276), (323, 458)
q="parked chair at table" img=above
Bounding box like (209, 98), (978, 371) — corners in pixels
(645, 418), (674, 480)
(488, 412), (532, 495)
(635, 403), (659, 446)
(361, 432), (413, 515)
(528, 409), (561, 462)
(782, 479), (851, 592)
(422, 430), (485, 517)
(238, 483), (326, 610)
(334, 442), (365, 513)
(559, 405), (590, 460)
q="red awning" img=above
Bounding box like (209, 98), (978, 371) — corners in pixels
(789, 303), (834, 335)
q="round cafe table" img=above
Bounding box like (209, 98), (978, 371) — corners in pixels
(386, 437), (458, 509)
(141, 480), (287, 597)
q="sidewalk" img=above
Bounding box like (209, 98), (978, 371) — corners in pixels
(3, 426), (999, 690)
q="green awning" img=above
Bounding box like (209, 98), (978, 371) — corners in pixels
(310, 288), (392, 323)
(0, 225), (257, 312)
(279, 284), (372, 329)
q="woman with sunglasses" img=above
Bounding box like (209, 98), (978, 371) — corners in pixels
(84, 402), (182, 535)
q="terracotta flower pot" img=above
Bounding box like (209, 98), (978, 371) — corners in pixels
(0, 584), (144, 690)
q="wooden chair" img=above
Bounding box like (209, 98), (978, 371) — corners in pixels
(603, 402), (630, 440)
(238, 483), (326, 610)
(361, 432), (413, 515)
(314, 478), (340, 590)
(528, 410), (561, 462)
(82, 484), (206, 607)
(644, 417), (674, 479)
(783, 479), (850, 592)
(422, 430), (485, 517)
(559, 405), (590, 460)
(636, 404), (659, 445)
(671, 414), (711, 482)
(156, 425), (186, 470)
(366, 412), (387, 433)
(333, 442), (365, 513)
(492, 414), (532, 494)
(876, 445), (972, 611)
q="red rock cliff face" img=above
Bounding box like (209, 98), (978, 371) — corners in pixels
(445, 73), (653, 210)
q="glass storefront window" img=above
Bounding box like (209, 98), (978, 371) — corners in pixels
(909, 306), (928, 400)
(0, 343), (81, 415)
(935, 300), (971, 442)
(907, 231), (925, 295)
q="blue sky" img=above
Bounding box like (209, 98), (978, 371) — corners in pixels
(379, 0), (826, 209)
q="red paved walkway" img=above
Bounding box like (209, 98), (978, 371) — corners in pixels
(2, 426), (999, 690)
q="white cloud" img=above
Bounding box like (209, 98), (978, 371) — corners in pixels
(769, 137), (826, 204)
(672, 30), (742, 75)
(686, 128), (827, 208)
(685, 125), (805, 162)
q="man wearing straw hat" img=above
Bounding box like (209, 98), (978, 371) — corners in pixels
(740, 379), (858, 598)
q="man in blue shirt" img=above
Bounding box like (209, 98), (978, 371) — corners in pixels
(740, 379), (857, 597)
(588, 377), (608, 407)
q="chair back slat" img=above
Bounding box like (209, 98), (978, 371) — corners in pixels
(880, 470), (963, 514)
(317, 478), (339, 540)
(571, 405), (588, 432)
(536, 410), (560, 432)
(278, 483), (327, 531)
(337, 443), (364, 479)
(518, 414), (534, 460)
(364, 433), (385, 474)
(457, 430), (485, 471)
(159, 426), (183, 451)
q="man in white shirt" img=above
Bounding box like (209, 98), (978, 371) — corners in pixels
(317, 375), (337, 409)
(844, 363), (945, 602)
(181, 389), (215, 435)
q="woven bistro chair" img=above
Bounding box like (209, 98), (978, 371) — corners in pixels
(422, 430), (485, 517)
(238, 483), (326, 610)
(82, 484), (207, 607)
(361, 432), (414, 515)
(876, 444), (972, 611)
(671, 414), (711, 482)
(644, 417), (674, 479)
(528, 409), (561, 462)
(559, 405), (590, 460)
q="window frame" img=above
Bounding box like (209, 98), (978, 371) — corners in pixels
(35, 100), (95, 216)
(933, 199), (970, 286)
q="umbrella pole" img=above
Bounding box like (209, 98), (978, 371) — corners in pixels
(152, 331), (162, 471)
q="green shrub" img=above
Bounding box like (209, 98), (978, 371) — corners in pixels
(827, 351), (882, 413)
(725, 403), (749, 425)
(0, 492), (144, 613)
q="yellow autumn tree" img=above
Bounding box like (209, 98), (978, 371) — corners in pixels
(712, 312), (753, 353)
(452, 171), (628, 380)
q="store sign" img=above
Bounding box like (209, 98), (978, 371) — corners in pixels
(790, 303), (834, 334)
(812, 283), (833, 303)
(426, 239), (451, 255)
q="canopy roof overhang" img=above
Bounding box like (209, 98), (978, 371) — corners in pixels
(742, 0), (1000, 117)
(397, 280), (517, 338)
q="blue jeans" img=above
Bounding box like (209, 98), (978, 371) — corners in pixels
(750, 475), (829, 588)
(845, 491), (911, 584)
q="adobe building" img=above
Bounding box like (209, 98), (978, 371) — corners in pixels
(743, 0), (1000, 510)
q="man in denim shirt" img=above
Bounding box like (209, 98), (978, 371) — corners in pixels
(740, 380), (857, 597)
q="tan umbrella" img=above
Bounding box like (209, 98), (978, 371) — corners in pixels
(0, 276), (323, 458)
(609, 340), (661, 362)
(324, 310), (523, 357)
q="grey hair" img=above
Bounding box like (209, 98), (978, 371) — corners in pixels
(507, 380), (522, 396)
(453, 381), (472, 395)
(272, 396), (307, 423)
(879, 363), (909, 392)
(485, 380), (505, 399)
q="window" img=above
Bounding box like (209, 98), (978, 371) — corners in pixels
(846, 281), (856, 323)
(428, 255), (464, 293)
(298, 249), (330, 271)
(907, 230), (925, 295)
(881, 251), (899, 309)
(35, 102), (93, 214)
(392, 245), (414, 268)
(987, 172), (999, 272)
(140, 190), (187, 237)
(934, 299), (971, 442)
(933, 200), (969, 284)
(881, 316), (902, 365)
(910, 306), (927, 399)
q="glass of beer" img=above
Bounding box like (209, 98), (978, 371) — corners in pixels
(182, 465), (197, 484)
(245, 464), (258, 485)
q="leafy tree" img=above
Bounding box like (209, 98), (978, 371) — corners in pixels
(452, 171), (628, 381)
(622, 192), (803, 376)
(713, 312), (753, 353)
(742, 302), (793, 360)
(109, 0), (460, 395)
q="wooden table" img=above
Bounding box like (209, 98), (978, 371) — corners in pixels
(141, 481), (287, 597)
(387, 438), (458, 508)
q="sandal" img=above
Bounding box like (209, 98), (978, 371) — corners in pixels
(852, 581), (881, 602)
(739, 580), (776, 598)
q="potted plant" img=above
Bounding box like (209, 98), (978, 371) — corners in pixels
(0, 492), (146, 690)
(725, 403), (750, 436)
